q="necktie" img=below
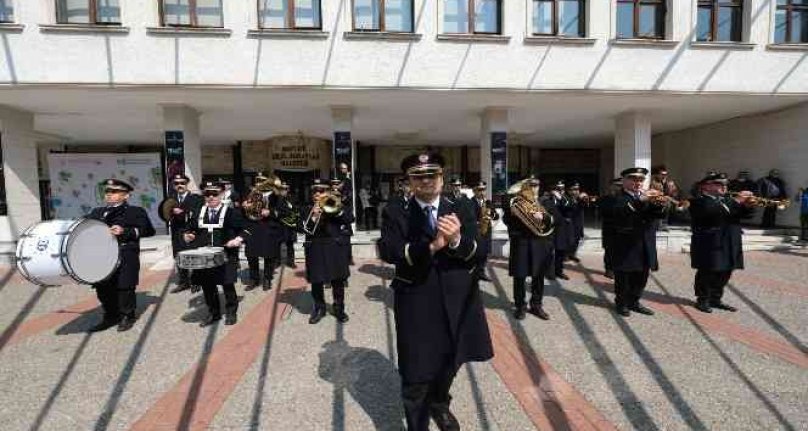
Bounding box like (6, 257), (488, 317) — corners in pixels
(425, 205), (436, 235)
(209, 209), (218, 223)
(179, 194), (184, 205)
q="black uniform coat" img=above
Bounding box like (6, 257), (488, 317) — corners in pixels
(569, 195), (586, 243)
(548, 194), (577, 251)
(243, 192), (283, 259)
(184, 205), (247, 285)
(278, 196), (298, 243)
(87, 202), (156, 288)
(689, 194), (755, 271)
(300, 204), (354, 284)
(169, 191), (204, 255)
(598, 195), (617, 249)
(378, 196), (493, 383)
(470, 197), (500, 257)
(503, 197), (560, 278)
(601, 191), (668, 272)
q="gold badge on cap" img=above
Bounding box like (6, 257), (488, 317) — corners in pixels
(418, 154), (429, 164)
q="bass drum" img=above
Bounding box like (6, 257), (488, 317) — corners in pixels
(15, 218), (120, 287)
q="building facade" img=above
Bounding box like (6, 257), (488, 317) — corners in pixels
(1, 0), (807, 242)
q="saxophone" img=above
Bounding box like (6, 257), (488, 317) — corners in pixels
(507, 180), (554, 237)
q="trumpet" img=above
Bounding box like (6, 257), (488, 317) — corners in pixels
(577, 192), (598, 204)
(730, 192), (791, 210)
(642, 189), (690, 210)
(303, 191), (343, 234)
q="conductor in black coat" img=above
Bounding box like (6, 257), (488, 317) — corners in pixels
(601, 168), (669, 317)
(689, 172), (755, 313)
(378, 152), (493, 431)
(87, 179), (156, 332)
(547, 181), (576, 279)
(470, 181), (500, 282)
(183, 181), (248, 327)
(167, 174), (204, 293)
(301, 179), (354, 324)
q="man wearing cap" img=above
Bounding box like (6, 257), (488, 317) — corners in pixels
(301, 179), (355, 324)
(599, 178), (624, 279)
(243, 173), (283, 291)
(183, 181), (248, 326)
(728, 170), (758, 195)
(650, 165), (683, 229)
(504, 175), (560, 320)
(471, 181), (499, 282)
(601, 167), (669, 317)
(218, 178), (240, 208)
(547, 180), (575, 280)
(379, 152), (492, 431)
(386, 177), (412, 217)
(689, 173), (756, 313)
(757, 169), (787, 228)
(331, 177), (356, 264)
(87, 179), (156, 332)
(277, 182), (298, 268)
(565, 182), (587, 263)
(167, 174), (204, 293)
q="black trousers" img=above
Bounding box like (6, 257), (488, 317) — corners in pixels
(311, 279), (346, 305)
(513, 276), (545, 308)
(603, 247), (613, 272)
(283, 240), (295, 263)
(364, 207), (378, 229)
(96, 281), (136, 320)
(202, 282), (238, 317)
(247, 256), (276, 282)
(694, 270), (733, 303)
(554, 250), (567, 275)
(761, 206), (777, 228)
(613, 269), (650, 308)
(401, 361), (459, 431)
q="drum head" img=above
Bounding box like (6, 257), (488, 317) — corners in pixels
(64, 219), (120, 284)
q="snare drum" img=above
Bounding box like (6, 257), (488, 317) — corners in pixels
(15, 218), (120, 287)
(177, 247), (226, 270)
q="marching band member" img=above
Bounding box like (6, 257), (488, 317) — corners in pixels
(548, 181), (575, 280)
(599, 178), (623, 279)
(301, 179), (354, 324)
(183, 181), (247, 327)
(167, 174), (204, 294)
(219, 178), (240, 208)
(242, 173), (283, 291)
(689, 173), (755, 313)
(331, 178), (355, 265)
(471, 181), (499, 282)
(601, 168), (670, 317)
(277, 182), (298, 268)
(503, 176), (559, 320)
(386, 177), (411, 218)
(565, 181), (586, 263)
(378, 152), (492, 431)
(87, 179), (155, 332)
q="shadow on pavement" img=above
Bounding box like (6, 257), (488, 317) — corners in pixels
(0, 285), (46, 353)
(726, 283), (807, 354)
(55, 292), (160, 335)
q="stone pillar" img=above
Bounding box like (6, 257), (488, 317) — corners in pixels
(614, 111), (652, 183)
(161, 105), (202, 191)
(0, 106), (41, 240)
(480, 108), (509, 201)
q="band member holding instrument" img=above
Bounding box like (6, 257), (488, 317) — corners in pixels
(689, 172), (756, 313)
(386, 177), (412, 217)
(548, 181), (575, 280)
(601, 168), (670, 317)
(565, 182), (586, 263)
(301, 179), (354, 324)
(729, 170), (759, 195)
(219, 178), (240, 208)
(650, 165), (683, 229)
(87, 179), (155, 332)
(504, 176), (559, 320)
(757, 169), (788, 228)
(599, 178), (623, 279)
(166, 174), (204, 294)
(278, 182), (299, 268)
(183, 181), (247, 327)
(471, 181), (499, 282)
(243, 173), (283, 291)
(331, 178), (355, 265)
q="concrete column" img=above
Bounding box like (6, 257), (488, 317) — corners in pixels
(614, 111), (652, 182)
(0, 106), (41, 241)
(480, 108), (509, 201)
(161, 105), (202, 191)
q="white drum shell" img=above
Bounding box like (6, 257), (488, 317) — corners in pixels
(15, 219), (120, 287)
(178, 247), (226, 270)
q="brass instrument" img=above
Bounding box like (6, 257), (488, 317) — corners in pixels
(577, 192), (599, 205)
(507, 180), (555, 237)
(242, 189), (267, 221)
(303, 191), (344, 234)
(730, 192), (791, 210)
(643, 189), (690, 210)
(158, 197), (180, 223)
(279, 200), (299, 228)
(479, 200), (496, 237)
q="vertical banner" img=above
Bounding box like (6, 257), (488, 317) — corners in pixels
(491, 132), (508, 201)
(0, 132), (6, 216)
(164, 130), (185, 194)
(333, 131), (352, 175)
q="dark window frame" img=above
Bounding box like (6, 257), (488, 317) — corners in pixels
(444, 0), (503, 35)
(351, 0), (415, 33)
(532, 0), (586, 37)
(159, 0), (224, 28)
(616, 0), (667, 40)
(257, 0), (323, 30)
(775, 0), (808, 43)
(56, 0), (122, 25)
(697, 0), (743, 42)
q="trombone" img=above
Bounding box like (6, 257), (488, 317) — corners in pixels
(303, 191), (344, 234)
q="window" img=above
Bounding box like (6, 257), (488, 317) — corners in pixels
(616, 0), (666, 39)
(775, 0), (808, 43)
(258, 0), (322, 29)
(56, 0), (121, 25)
(0, 0), (13, 23)
(353, 0), (414, 32)
(160, 0), (223, 28)
(696, 0), (742, 41)
(444, 0), (502, 34)
(533, 0), (585, 37)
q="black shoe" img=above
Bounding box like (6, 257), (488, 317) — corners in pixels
(567, 255), (581, 263)
(190, 285), (201, 293)
(710, 302), (738, 312)
(333, 304), (349, 323)
(429, 406), (460, 431)
(478, 272), (492, 282)
(199, 314), (222, 327)
(309, 304), (326, 324)
(224, 313), (237, 325)
(628, 304), (655, 316)
(556, 273), (570, 280)
(262, 278), (273, 291)
(696, 299), (713, 313)
(170, 284), (190, 294)
(615, 305), (630, 317)
(604, 270), (614, 279)
(117, 315), (136, 332)
(88, 316), (119, 333)
(513, 306), (526, 320)
(528, 304), (550, 320)
(244, 280), (260, 291)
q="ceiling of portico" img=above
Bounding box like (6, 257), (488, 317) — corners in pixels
(1, 86), (806, 147)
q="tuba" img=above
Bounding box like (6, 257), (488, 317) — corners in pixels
(507, 180), (555, 237)
(303, 191), (343, 234)
(242, 189), (267, 221)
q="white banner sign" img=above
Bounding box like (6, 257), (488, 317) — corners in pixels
(48, 153), (165, 228)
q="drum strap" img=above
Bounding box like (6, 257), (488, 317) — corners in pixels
(198, 205), (228, 233)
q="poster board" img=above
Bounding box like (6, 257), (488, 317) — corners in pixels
(48, 153), (165, 228)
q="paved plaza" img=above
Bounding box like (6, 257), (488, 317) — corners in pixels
(0, 248), (806, 431)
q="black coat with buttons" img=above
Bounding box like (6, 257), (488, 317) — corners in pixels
(689, 195), (754, 271)
(600, 191), (668, 272)
(87, 202), (155, 289)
